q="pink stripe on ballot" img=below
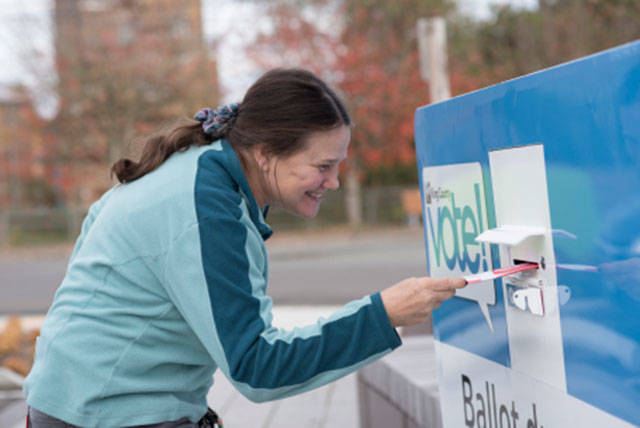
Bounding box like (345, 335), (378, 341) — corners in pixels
(463, 262), (538, 285)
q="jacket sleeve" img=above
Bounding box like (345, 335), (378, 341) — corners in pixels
(163, 187), (402, 403)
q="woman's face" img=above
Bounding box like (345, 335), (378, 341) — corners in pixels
(261, 125), (351, 218)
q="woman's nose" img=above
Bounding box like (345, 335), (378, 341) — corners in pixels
(324, 170), (340, 190)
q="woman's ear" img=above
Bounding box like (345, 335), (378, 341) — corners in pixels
(252, 145), (272, 173)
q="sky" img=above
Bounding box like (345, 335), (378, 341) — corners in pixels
(0, 1), (53, 84)
(0, 0), (538, 111)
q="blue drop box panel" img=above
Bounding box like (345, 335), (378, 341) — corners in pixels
(415, 40), (640, 426)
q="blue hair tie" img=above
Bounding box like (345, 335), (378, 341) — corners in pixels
(194, 103), (240, 134)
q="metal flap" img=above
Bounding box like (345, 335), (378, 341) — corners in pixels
(475, 225), (546, 246)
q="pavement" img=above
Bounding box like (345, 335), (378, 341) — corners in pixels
(0, 225), (429, 427)
(208, 371), (359, 428)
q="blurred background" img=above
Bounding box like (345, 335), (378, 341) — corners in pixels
(1, 0), (639, 245)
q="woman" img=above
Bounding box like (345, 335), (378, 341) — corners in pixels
(24, 69), (465, 427)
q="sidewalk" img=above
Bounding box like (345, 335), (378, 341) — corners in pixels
(208, 369), (358, 428)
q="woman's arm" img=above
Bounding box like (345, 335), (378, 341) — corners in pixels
(163, 185), (463, 403)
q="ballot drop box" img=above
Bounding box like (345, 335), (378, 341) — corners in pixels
(416, 40), (640, 428)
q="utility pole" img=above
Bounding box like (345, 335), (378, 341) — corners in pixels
(402, 18), (452, 336)
(345, 165), (362, 227)
(417, 17), (451, 103)
(0, 121), (7, 246)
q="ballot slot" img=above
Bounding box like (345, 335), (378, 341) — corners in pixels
(513, 258), (544, 270)
(504, 255), (545, 317)
(476, 229), (547, 316)
(475, 225), (547, 315)
(504, 262), (545, 317)
(509, 241), (544, 316)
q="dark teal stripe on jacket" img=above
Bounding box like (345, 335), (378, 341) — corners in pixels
(195, 141), (401, 391)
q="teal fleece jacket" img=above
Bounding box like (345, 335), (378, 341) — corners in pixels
(23, 140), (402, 428)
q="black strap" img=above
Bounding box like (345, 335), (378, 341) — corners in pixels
(198, 408), (223, 428)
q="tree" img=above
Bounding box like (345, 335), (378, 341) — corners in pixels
(49, 0), (219, 206)
(448, 0), (640, 90)
(0, 85), (51, 209)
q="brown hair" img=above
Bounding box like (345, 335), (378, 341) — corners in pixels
(111, 68), (351, 183)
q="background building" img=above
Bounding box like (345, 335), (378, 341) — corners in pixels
(52, 0), (219, 205)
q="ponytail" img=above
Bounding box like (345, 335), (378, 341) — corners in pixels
(111, 122), (212, 184)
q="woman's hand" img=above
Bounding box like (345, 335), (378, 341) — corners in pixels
(380, 277), (467, 327)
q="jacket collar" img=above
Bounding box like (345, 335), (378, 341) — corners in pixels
(220, 140), (273, 240)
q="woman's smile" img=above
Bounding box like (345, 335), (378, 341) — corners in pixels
(305, 190), (324, 200)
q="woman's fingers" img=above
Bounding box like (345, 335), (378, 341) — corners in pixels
(420, 276), (467, 292)
(430, 278), (466, 306)
(436, 288), (456, 300)
(429, 288), (457, 308)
